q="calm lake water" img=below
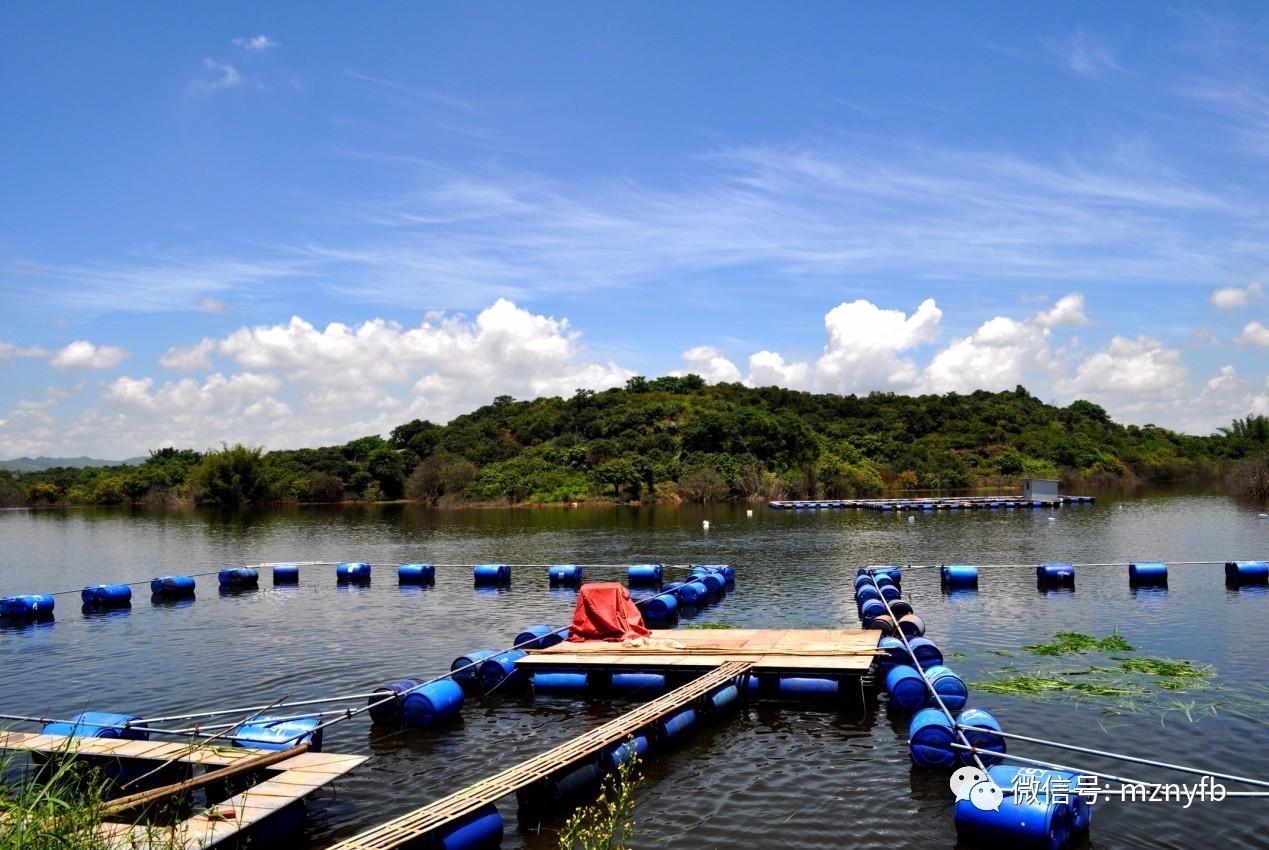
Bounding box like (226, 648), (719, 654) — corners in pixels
(1, 489), (1267, 849)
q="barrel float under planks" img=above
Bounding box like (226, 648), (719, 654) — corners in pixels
(956, 707), (1006, 766)
(1226, 560), (1269, 585)
(233, 715), (323, 751)
(645, 591), (679, 621)
(858, 598), (888, 622)
(909, 707), (957, 768)
(548, 564), (583, 585)
(0, 594), (55, 617)
(1036, 563), (1075, 587)
(81, 584), (132, 607)
(473, 563), (511, 585)
(955, 778), (1074, 850)
(627, 564), (663, 586)
(897, 613), (926, 637)
(150, 576), (195, 597)
(479, 650), (528, 690)
(854, 585), (882, 605)
(777, 677), (840, 699)
(533, 671), (590, 694)
(368, 678), (425, 723)
(451, 651), (499, 689)
(907, 637), (944, 669)
(658, 706), (697, 743)
(515, 624), (564, 650)
(398, 563), (435, 584)
(602, 734), (650, 771)
(432, 803), (503, 850)
(941, 565), (979, 588)
(923, 665), (969, 711)
(610, 672), (666, 696)
(219, 567), (259, 587)
(1127, 561), (1167, 586)
(987, 765), (1092, 833)
(707, 683), (740, 714)
(865, 614), (898, 637)
(518, 763), (605, 810)
(884, 665), (928, 712)
(272, 564), (300, 584)
(42, 712), (147, 741)
(402, 679), (464, 727)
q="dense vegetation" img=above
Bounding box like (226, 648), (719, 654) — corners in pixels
(1, 380), (1265, 508)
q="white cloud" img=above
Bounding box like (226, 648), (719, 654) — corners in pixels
(1060, 335), (1188, 396)
(159, 339), (216, 371)
(0, 342), (48, 358)
(921, 316), (1049, 394)
(681, 346), (742, 384)
(49, 341), (128, 370)
(198, 59), (243, 92)
(1235, 320), (1269, 346)
(813, 298), (941, 393)
(1212, 281), (1262, 309)
(200, 297), (225, 313)
(1034, 293), (1088, 327)
(747, 351), (810, 389)
(233, 35), (277, 52)
(1046, 32), (1123, 77)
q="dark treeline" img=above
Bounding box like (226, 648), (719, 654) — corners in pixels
(2, 379), (1266, 508)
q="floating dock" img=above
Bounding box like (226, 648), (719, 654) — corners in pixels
(0, 731), (366, 849)
(769, 495), (1094, 511)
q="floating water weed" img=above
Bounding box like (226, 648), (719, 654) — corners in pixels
(1023, 630), (1134, 656)
(683, 622), (736, 630)
(1113, 657), (1208, 678)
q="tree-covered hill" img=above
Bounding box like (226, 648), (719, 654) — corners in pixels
(2, 378), (1263, 508)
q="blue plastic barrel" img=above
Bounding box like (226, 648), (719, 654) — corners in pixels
(610, 672), (666, 695)
(218, 567), (259, 587)
(402, 679), (464, 727)
(645, 591), (679, 621)
(853, 574), (877, 591)
(955, 784), (1073, 850)
(908, 707), (957, 767)
(368, 678), (425, 723)
(433, 803), (503, 850)
(897, 613), (926, 637)
(698, 571), (726, 593)
(1226, 560), (1269, 584)
(677, 580), (710, 605)
(515, 624), (564, 650)
(884, 665), (928, 712)
(233, 715), (323, 751)
(42, 711), (147, 741)
(887, 599), (914, 618)
(398, 563), (435, 584)
(924, 665), (969, 711)
(854, 585), (882, 605)
(548, 564), (583, 585)
(876, 636), (909, 671)
(858, 598), (888, 621)
(873, 573), (896, 590)
(450, 651), (499, 688)
(1127, 561), (1167, 586)
(879, 583), (902, 602)
(659, 706), (697, 742)
(473, 563), (511, 585)
(0, 594), (55, 617)
(778, 677), (840, 698)
(957, 708), (1006, 766)
(708, 683), (740, 713)
(628, 564), (663, 586)
(1036, 563), (1075, 586)
(81, 584), (132, 606)
(865, 614), (897, 637)
(988, 765), (1092, 832)
(150, 576), (195, 596)
(272, 564), (300, 584)
(533, 671), (589, 693)
(479, 650), (528, 690)
(907, 636), (944, 669)
(941, 565), (979, 588)
(337, 561), (371, 582)
(602, 734), (650, 770)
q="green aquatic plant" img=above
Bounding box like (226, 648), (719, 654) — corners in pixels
(683, 622), (737, 630)
(1023, 630), (1134, 656)
(1112, 657), (1208, 679)
(558, 747), (641, 850)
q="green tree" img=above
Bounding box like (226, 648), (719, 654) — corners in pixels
(189, 443), (268, 507)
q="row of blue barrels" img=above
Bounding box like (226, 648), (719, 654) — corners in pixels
(38, 710), (324, 751)
(642, 565), (735, 621)
(951, 560), (1269, 590)
(863, 570), (1092, 849)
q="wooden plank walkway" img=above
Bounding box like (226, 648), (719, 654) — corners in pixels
(0, 732), (366, 849)
(517, 628), (881, 674)
(329, 660), (754, 850)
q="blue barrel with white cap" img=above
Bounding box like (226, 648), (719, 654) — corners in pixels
(1036, 562), (1075, 587)
(0, 594), (55, 617)
(548, 564), (583, 585)
(336, 561), (371, 582)
(628, 564), (662, 586)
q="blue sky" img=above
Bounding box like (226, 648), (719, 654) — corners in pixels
(2, 3), (1268, 458)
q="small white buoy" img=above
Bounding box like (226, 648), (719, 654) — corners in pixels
(907, 516), (915, 523)
(1048, 517), (1057, 522)
(746, 509), (753, 518)
(702, 520), (710, 530)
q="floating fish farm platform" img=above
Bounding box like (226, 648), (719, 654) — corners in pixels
(768, 495), (1094, 511)
(0, 731), (366, 849)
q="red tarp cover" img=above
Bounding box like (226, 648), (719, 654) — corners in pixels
(567, 582), (651, 642)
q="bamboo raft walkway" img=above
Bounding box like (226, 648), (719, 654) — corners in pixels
(329, 660), (754, 850)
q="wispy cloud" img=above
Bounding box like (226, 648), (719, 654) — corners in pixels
(194, 58), (244, 92)
(233, 35), (278, 52)
(1044, 31), (1124, 77)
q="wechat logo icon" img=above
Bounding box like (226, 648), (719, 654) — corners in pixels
(951, 766), (1004, 811)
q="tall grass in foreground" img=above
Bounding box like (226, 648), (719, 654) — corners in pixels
(0, 742), (183, 850)
(558, 751), (641, 850)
